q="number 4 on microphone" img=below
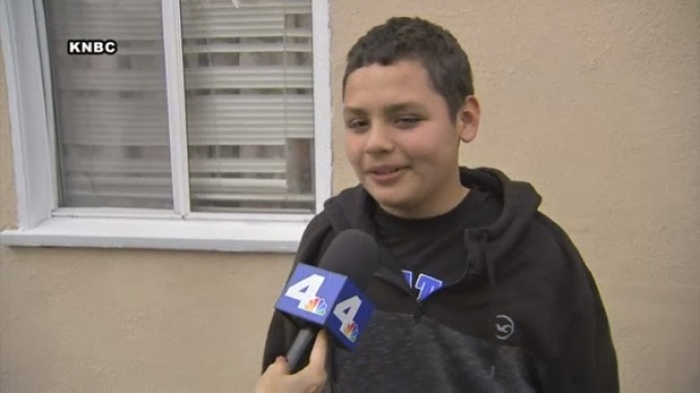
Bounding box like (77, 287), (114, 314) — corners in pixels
(285, 274), (327, 315)
(275, 264), (375, 350)
(333, 296), (362, 342)
(286, 275), (362, 342)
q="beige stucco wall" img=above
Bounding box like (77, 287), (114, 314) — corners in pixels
(1, 0), (698, 391)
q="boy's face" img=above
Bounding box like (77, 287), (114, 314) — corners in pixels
(343, 60), (479, 218)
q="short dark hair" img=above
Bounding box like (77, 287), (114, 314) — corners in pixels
(343, 17), (474, 120)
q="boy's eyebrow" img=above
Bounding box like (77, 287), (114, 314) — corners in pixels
(343, 101), (426, 117)
(343, 107), (367, 117)
(384, 101), (426, 114)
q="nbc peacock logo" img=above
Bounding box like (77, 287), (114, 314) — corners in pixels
(303, 297), (327, 316)
(342, 322), (359, 342)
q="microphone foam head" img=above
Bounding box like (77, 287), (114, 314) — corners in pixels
(317, 229), (380, 292)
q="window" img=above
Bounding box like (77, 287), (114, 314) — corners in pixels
(0, 0), (331, 252)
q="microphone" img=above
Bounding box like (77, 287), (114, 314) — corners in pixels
(274, 229), (380, 373)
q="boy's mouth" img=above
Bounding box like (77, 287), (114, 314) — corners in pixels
(368, 166), (406, 175)
(374, 168), (400, 175)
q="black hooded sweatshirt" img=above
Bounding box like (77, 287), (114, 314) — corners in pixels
(262, 167), (618, 392)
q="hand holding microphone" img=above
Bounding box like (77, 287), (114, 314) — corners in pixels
(255, 330), (328, 393)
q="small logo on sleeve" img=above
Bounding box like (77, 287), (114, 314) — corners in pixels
(67, 40), (118, 55)
(494, 314), (515, 340)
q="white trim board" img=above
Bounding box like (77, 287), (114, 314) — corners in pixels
(0, 217), (306, 253)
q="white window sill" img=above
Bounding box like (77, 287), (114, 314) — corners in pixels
(0, 217), (308, 253)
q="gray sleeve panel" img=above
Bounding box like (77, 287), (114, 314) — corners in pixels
(329, 311), (544, 393)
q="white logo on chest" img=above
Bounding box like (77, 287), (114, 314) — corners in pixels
(494, 314), (515, 340)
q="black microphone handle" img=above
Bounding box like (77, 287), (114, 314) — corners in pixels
(285, 326), (318, 373)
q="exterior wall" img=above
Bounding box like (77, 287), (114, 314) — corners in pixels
(2, 0), (698, 391)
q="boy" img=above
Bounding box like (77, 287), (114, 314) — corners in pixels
(263, 17), (618, 392)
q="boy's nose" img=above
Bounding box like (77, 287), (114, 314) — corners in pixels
(363, 124), (395, 154)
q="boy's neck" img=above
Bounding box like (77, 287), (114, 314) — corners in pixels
(379, 183), (470, 220)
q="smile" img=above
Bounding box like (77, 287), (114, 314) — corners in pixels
(373, 168), (401, 175)
(367, 167), (407, 184)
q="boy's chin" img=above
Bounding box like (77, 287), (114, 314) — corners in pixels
(370, 194), (414, 215)
(364, 187), (401, 204)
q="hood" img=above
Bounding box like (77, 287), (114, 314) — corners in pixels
(323, 166), (542, 276)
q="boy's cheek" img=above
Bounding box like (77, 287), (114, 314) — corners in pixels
(344, 147), (364, 172)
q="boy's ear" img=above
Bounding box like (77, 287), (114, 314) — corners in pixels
(456, 96), (480, 143)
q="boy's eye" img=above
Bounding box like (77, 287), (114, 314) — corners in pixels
(346, 119), (369, 132)
(395, 117), (421, 128)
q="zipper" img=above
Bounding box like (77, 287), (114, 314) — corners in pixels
(413, 300), (425, 322)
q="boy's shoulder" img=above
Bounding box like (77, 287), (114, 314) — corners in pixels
(528, 211), (587, 268)
(507, 211), (597, 307)
(295, 210), (336, 266)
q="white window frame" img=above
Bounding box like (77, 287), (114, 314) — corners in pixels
(0, 0), (332, 253)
